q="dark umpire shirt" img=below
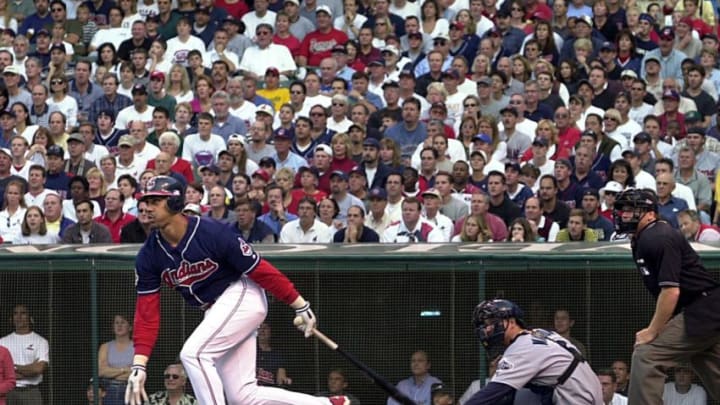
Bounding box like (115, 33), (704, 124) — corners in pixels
(632, 219), (720, 337)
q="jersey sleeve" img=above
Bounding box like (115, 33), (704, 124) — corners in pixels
(650, 232), (682, 288)
(135, 243), (162, 295)
(490, 342), (541, 390)
(219, 224), (261, 275)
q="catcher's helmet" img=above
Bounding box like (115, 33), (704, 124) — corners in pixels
(140, 175), (185, 213)
(473, 299), (525, 359)
(612, 188), (658, 234)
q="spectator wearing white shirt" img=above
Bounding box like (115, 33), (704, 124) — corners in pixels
(333, 0), (367, 40)
(115, 134), (147, 181)
(204, 29), (240, 72)
(597, 369), (628, 405)
(381, 197), (445, 243)
(182, 112), (227, 169)
(165, 17), (207, 67)
(241, 0), (276, 38)
(238, 23), (297, 80)
(115, 83), (155, 129)
(279, 197), (333, 243)
(24, 165), (54, 209)
(421, 188), (453, 241)
(129, 119), (160, 162)
(662, 366), (707, 405)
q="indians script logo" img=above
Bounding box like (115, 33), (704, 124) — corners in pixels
(162, 258), (220, 287)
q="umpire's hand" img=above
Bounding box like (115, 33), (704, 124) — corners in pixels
(125, 364), (149, 405)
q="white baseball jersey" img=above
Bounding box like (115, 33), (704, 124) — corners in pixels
(491, 329), (603, 405)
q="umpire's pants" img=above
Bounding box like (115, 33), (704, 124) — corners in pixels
(628, 313), (720, 404)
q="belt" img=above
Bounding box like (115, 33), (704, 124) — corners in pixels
(15, 385), (39, 391)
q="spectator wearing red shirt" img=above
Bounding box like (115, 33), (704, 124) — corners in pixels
(297, 6), (349, 67)
(94, 189), (136, 243)
(274, 12), (302, 58)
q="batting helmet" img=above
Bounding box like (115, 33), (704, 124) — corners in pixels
(612, 188), (657, 233)
(473, 299), (525, 359)
(140, 175), (185, 213)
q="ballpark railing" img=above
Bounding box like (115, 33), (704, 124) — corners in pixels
(1, 242), (718, 405)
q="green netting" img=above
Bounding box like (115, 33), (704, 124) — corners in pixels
(0, 243), (718, 404)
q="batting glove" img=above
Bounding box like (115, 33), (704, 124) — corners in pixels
(295, 302), (317, 338)
(124, 364), (148, 405)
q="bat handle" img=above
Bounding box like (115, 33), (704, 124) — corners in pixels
(311, 328), (339, 350)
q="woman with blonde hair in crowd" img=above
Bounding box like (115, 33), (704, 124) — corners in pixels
(99, 155), (118, 189)
(329, 133), (356, 173)
(273, 167), (296, 211)
(451, 214), (492, 242)
(510, 55), (532, 84)
(0, 180), (27, 242)
(507, 217), (538, 242)
(379, 138), (403, 171)
(165, 64), (194, 103)
(470, 54), (491, 81)
(14, 206), (58, 244)
(521, 119), (563, 162)
(86, 167), (108, 212)
(145, 131), (195, 183)
(171, 102), (195, 138)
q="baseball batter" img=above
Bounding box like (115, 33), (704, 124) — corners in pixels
(466, 299), (603, 405)
(614, 188), (720, 403)
(124, 176), (351, 405)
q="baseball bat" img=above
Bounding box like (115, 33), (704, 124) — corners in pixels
(311, 328), (417, 405)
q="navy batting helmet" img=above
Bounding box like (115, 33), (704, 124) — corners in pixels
(140, 175), (185, 213)
(612, 188), (658, 233)
(473, 299), (525, 359)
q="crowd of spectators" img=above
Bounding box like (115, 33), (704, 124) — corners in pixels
(0, 0), (717, 244)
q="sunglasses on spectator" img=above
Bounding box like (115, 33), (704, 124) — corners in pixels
(164, 374), (180, 380)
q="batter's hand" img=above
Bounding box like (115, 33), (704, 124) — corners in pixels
(124, 365), (148, 405)
(634, 328), (658, 347)
(294, 302), (317, 338)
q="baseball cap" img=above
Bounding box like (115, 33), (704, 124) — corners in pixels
(258, 156), (276, 167)
(274, 130), (292, 141)
(265, 67), (279, 77)
(284, 0), (300, 5)
(314, 143), (333, 157)
(581, 129), (598, 141)
(684, 110), (703, 122)
(0, 110), (15, 118)
(576, 15), (592, 27)
(662, 89), (680, 101)
(118, 135), (135, 147)
(433, 32), (450, 41)
(332, 44), (347, 54)
(645, 56), (661, 65)
(349, 123), (366, 132)
(633, 132), (652, 143)
(183, 203), (201, 215)
(678, 16), (693, 26)
(252, 168), (271, 182)
(368, 59), (385, 67)
(146, 14), (161, 22)
(532, 137), (549, 147)
(218, 149), (235, 161)
(298, 166), (320, 178)
(442, 69), (461, 80)
(330, 170), (349, 181)
(315, 5), (332, 17)
(659, 27), (675, 40)
(222, 15), (242, 25)
(470, 149), (487, 162)
(67, 133), (84, 143)
(601, 181), (624, 195)
(46, 145), (64, 157)
(199, 164), (220, 174)
(34, 28), (50, 37)
(620, 70), (638, 79)
(582, 188), (600, 199)
(687, 126), (707, 136)
(399, 68), (415, 78)
(227, 134), (246, 146)
(381, 45), (399, 56)
(638, 13), (654, 24)
(2, 65), (20, 75)
(368, 187), (387, 200)
(150, 71), (165, 81)
(196, 4), (210, 13)
(363, 138), (380, 148)
(476, 77), (492, 86)
(256, 104), (274, 116)
(422, 188), (441, 199)
(505, 162), (521, 172)
(49, 43), (66, 53)
(600, 41), (617, 52)
(472, 133), (492, 143)
(131, 83), (147, 95)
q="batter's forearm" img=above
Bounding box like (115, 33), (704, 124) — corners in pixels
(133, 293), (161, 358)
(648, 287), (680, 333)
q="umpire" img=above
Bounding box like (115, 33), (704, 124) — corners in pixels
(614, 188), (720, 403)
